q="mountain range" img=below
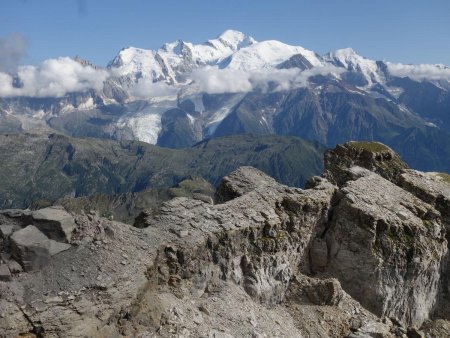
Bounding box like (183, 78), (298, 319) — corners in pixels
(0, 30), (449, 171)
(0, 132), (324, 215)
(1, 29), (450, 337)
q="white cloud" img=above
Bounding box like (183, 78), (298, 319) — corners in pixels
(0, 54), (343, 98)
(387, 63), (450, 82)
(132, 78), (178, 99)
(188, 65), (343, 94)
(0, 57), (109, 97)
(189, 67), (253, 94)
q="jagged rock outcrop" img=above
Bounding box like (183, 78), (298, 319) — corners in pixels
(323, 142), (450, 325)
(318, 167), (446, 325)
(398, 170), (450, 226)
(141, 166), (336, 307)
(0, 143), (449, 337)
(214, 166), (281, 203)
(324, 141), (408, 186)
(395, 170), (450, 320)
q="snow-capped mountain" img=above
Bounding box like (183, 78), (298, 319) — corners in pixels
(1, 30), (450, 172)
(323, 48), (386, 86)
(108, 30), (257, 84)
(104, 29), (450, 101)
(218, 39), (322, 71)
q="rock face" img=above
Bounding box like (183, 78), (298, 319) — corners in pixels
(396, 170), (450, 320)
(398, 170), (450, 226)
(0, 142), (449, 337)
(324, 141), (408, 186)
(144, 166), (336, 306)
(320, 167), (446, 324)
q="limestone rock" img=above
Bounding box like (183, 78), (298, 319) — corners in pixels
(396, 171), (450, 321)
(0, 224), (19, 238)
(421, 319), (450, 338)
(0, 264), (11, 281)
(214, 166), (279, 203)
(324, 141), (408, 186)
(0, 161), (449, 337)
(31, 206), (75, 242)
(192, 193), (214, 204)
(10, 225), (71, 271)
(322, 169), (447, 326)
(398, 170), (450, 225)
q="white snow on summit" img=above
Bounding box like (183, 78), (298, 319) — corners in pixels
(220, 40), (323, 71)
(323, 48), (383, 85)
(108, 47), (167, 83)
(109, 31), (450, 94)
(108, 30), (258, 84)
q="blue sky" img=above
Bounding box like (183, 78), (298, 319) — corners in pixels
(1, 0), (449, 66)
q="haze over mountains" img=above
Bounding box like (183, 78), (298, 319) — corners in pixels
(1, 30), (449, 171)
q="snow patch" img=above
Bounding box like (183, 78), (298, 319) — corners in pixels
(425, 121), (438, 128)
(187, 114), (195, 125)
(385, 86), (404, 99)
(32, 109), (47, 119)
(222, 40), (322, 71)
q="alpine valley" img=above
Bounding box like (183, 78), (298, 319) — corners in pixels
(1, 30), (449, 173)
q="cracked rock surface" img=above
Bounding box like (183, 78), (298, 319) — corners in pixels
(0, 143), (449, 337)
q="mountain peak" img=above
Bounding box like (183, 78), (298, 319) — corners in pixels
(327, 47), (358, 59)
(217, 29), (248, 40)
(214, 29), (256, 50)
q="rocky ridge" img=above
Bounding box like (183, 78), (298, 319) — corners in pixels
(0, 143), (449, 337)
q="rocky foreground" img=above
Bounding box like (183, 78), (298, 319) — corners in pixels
(0, 142), (449, 337)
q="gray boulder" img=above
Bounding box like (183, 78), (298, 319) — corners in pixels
(0, 264), (11, 281)
(214, 166), (279, 203)
(0, 224), (19, 238)
(10, 225), (71, 271)
(31, 206), (75, 242)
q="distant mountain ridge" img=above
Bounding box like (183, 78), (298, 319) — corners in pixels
(0, 30), (449, 171)
(0, 132), (325, 210)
